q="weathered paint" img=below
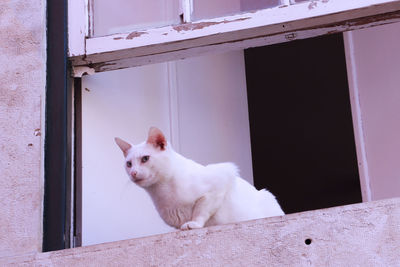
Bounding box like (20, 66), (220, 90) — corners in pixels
(126, 31), (148, 40)
(72, 8), (400, 74)
(71, 66), (95, 78)
(68, 0), (87, 56)
(179, 0), (193, 23)
(87, 0), (94, 37)
(344, 31), (372, 202)
(0, 0), (46, 257)
(69, 0), (400, 75)
(1, 198), (399, 266)
(172, 17), (250, 32)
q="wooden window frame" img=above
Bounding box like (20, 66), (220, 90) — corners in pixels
(68, 0), (400, 76)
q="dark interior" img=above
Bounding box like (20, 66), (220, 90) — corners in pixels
(244, 33), (362, 214)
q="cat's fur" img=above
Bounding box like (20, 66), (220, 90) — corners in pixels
(115, 127), (284, 230)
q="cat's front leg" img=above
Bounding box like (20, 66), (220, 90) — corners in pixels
(180, 192), (224, 230)
(180, 221), (203, 230)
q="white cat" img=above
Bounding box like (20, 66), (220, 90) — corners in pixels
(115, 127), (284, 230)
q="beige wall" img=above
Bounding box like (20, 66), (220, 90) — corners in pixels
(2, 198), (400, 266)
(0, 0), (46, 257)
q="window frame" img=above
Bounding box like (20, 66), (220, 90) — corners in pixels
(62, 0), (400, 249)
(44, 0), (71, 252)
(68, 0), (400, 76)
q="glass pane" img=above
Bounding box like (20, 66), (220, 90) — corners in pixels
(93, 0), (180, 37)
(192, 0), (281, 21)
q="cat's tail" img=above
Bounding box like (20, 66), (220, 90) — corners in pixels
(258, 189), (285, 216)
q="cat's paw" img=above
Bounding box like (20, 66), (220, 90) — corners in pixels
(180, 221), (203, 230)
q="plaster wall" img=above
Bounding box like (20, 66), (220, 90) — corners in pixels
(0, 0), (46, 257)
(1, 198), (399, 266)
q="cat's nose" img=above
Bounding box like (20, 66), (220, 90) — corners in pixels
(131, 170), (138, 177)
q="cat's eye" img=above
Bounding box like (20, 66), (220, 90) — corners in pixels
(141, 155), (150, 163)
(126, 161), (132, 168)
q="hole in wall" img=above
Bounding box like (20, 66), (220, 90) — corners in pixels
(305, 238), (312, 245)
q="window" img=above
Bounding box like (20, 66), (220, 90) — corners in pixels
(68, 0), (400, 75)
(246, 33), (362, 214)
(53, 0), (400, 250)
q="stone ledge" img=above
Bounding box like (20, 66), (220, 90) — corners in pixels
(2, 198), (400, 266)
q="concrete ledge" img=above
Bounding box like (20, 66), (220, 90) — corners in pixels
(2, 198), (400, 266)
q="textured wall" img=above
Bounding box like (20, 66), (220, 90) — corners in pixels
(1, 198), (399, 266)
(0, 0), (45, 257)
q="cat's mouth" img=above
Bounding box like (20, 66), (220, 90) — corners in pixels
(132, 177), (144, 183)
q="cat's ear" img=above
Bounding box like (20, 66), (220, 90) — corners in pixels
(147, 127), (167, 151)
(115, 137), (132, 157)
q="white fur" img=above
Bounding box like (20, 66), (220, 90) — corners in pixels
(115, 128), (284, 230)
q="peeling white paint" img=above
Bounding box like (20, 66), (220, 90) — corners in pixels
(72, 66), (96, 77)
(344, 31), (372, 202)
(68, 0), (87, 57)
(70, 0), (400, 73)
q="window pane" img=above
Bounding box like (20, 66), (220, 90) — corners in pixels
(192, 0), (281, 21)
(93, 0), (180, 37)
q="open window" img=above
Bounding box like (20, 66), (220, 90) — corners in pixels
(56, 0), (400, 250)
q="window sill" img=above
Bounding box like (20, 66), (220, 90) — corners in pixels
(2, 198), (400, 265)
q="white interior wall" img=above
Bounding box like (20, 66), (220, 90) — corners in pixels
(81, 50), (252, 246)
(176, 52), (254, 182)
(81, 64), (174, 246)
(345, 23), (400, 201)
